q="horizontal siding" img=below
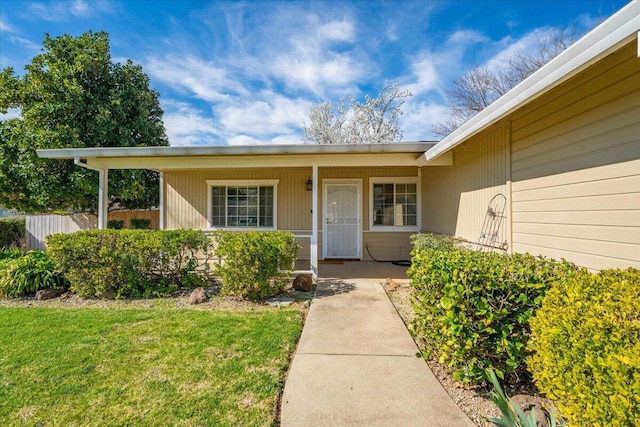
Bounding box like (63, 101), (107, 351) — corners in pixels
(421, 123), (509, 245)
(165, 168), (311, 230)
(510, 41), (640, 270)
(166, 166), (419, 260)
(362, 232), (414, 261)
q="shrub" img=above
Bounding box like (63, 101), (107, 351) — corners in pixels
(0, 250), (67, 298)
(408, 242), (577, 385)
(0, 218), (25, 249)
(0, 248), (25, 262)
(130, 218), (152, 229)
(107, 219), (124, 229)
(528, 268), (640, 426)
(411, 232), (459, 252)
(213, 230), (299, 300)
(46, 229), (213, 298)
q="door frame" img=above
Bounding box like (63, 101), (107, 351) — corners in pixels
(322, 179), (363, 260)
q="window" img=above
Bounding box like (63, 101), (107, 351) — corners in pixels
(207, 180), (278, 229)
(370, 177), (419, 230)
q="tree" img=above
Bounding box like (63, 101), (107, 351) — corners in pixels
(0, 30), (168, 213)
(303, 82), (412, 144)
(432, 25), (579, 137)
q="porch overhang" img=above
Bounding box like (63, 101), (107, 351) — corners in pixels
(37, 142), (436, 171)
(37, 142), (435, 281)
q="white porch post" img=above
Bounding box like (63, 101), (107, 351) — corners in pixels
(98, 168), (109, 229)
(310, 164), (318, 280)
(159, 172), (165, 230)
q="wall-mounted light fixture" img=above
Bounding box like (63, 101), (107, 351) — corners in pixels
(306, 177), (313, 191)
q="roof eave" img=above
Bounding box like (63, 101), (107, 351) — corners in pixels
(37, 142), (436, 160)
(419, 0), (640, 165)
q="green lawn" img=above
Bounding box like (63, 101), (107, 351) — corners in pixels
(0, 306), (303, 426)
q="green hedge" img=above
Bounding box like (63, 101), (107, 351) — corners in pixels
(213, 230), (299, 300)
(529, 268), (640, 426)
(0, 218), (25, 249)
(46, 229), (213, 298)
(408, 233), (577, 385)
(0, 250), (67, 298)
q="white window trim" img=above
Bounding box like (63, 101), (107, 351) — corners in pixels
(369, 176), (420, 232)
(206, 179), (279, 231)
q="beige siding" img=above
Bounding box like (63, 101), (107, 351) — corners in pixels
(165, 168), (312, 231)
(510, 41), (640, 270)
(421, 123), (510, 246)
(362, 232), (414, 261)
(165, 165), (419, 260)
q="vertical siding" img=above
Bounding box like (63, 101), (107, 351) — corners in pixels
(26, 213), (97, 249)
(421, 124), (510, 246)
(510, 41), (640, 270)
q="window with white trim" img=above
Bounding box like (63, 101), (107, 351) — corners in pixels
(207, 180), (277, 229)
(370, 177), (419, 229)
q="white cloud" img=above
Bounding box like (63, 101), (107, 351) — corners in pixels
(317, 20), (355, 42)
(404, 54), (439, 96)
(161, 101), (221, 146)
(71, 0), (90, 17)
(263, 13), (368, 95)
(217, 92), (312, 136)
(7, 36), (40, 53)
(146, 56), (247, 102)
(400, 101), (450, 142)
(0, 18), (16, 33)
(24, 0), (113, 22)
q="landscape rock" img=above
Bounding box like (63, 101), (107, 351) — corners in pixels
(384, 277), (399, 292)
(35, 287), (66, 301)
(511, 394), (549, 427)
(266, 297), (295, 308)
(101, 289), (116, 300)
(189, 287), (208, 304)
(293, 274), (313, 292)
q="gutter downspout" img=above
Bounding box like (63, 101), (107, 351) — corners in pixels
(74, 157), (108, 230)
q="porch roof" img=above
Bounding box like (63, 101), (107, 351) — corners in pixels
(37, 142), (442, 170)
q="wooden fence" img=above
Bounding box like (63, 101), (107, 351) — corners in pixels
(26, 210), (159, 250)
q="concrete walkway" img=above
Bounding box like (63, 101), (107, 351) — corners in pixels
(281, 266), (476, 426)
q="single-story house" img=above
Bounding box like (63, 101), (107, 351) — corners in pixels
(38, 1), (639, 276)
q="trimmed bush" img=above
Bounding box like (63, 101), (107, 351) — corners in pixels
(130, 218), (152, 229)
(0, 218), (25, 249)
(46, 229), (213, 298)
(0, 250), (67, 298)
(107, 219), (124, 229)
(408, 234), (577, 385)
(528, 268), (640, 426)
(213, 230), (299, 300)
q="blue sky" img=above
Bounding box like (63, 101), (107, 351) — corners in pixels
(0, 0), (629, 146)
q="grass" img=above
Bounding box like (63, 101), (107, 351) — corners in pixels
(0, 306), (304, 426)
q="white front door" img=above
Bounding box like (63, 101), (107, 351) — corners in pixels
(323, 181), (361, 259)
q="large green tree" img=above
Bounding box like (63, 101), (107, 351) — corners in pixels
(0, 30), (168, 213)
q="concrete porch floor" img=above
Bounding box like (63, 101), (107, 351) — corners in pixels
(317, 260), (410, 281)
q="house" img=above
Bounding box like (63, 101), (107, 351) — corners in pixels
(37, 1), (640, 275)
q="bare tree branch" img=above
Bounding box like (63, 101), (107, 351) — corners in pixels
(432, 24), (580, 138)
